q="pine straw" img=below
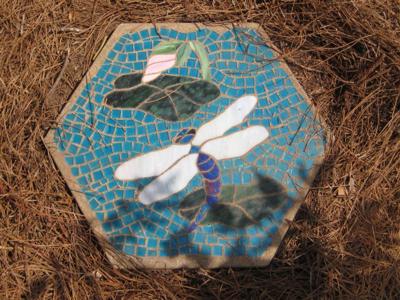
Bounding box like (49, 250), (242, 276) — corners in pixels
(0, 0), (399, 299)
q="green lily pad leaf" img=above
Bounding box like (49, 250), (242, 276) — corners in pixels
(105, 73), (220, 121)
(179, 176), (288, 228)
(152, 40), (183, 55)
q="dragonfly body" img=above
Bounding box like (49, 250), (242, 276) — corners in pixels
(191, 152), (221, 231)
(175, 130), (222, 231)
(197, 152), (221, 206)
(114, 95), (269, 232)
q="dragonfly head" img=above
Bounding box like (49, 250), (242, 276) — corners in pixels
(173, 128), (196, 145)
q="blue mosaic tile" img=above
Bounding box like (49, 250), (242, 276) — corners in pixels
(45, 24), (327, 268)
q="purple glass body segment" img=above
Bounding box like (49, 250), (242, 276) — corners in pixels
(187, 152), (222, 231)
(187, 203), (212, 232)
(197, 152), (221, 202)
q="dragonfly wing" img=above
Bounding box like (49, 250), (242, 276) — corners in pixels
(115, 144), (190, 181)
(192, 95), (258, 146)
(138, 154), (199, 205)
(201, 126), (269, 160)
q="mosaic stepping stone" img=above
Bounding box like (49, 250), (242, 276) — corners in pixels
(45, 23), (327, 268)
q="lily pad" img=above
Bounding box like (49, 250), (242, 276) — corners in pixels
(105, 73), (220, 121)
(179, 176), (289, 228)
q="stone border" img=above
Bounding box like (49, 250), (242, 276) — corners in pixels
(44, 23), (328, 269)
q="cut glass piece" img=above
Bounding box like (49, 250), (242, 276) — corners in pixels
(105, 73), (220, 121)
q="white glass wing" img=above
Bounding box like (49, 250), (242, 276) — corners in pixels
(138, 154), (199, 205)
(114, 144), (191, 181)
(191, 95), (258, 146)
(201, 126), (269, 160)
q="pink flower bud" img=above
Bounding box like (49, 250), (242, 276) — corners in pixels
(142, 54), (176, 83)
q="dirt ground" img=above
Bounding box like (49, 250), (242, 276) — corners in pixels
(0, 0), (399, 299)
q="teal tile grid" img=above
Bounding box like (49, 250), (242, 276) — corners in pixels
(45, 23), (327, 268)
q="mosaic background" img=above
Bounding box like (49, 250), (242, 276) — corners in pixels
(53, 26), (326, 258)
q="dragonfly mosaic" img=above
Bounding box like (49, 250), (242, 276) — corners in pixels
(45, 24), (327, 268)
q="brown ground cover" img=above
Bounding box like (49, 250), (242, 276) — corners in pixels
(0, 0), (399, 299)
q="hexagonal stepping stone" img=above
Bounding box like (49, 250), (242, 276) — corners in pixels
(45, 23), (327, 268)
